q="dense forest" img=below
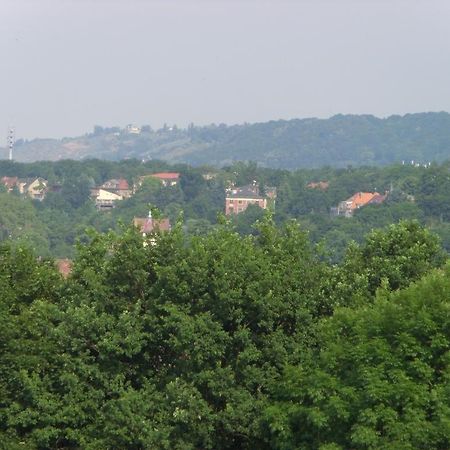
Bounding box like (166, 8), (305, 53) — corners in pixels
(3, 112), (450, 168)
(0, 216), (449, 448)
(0, 158), (449, 259)
(1, 156), (450, 448)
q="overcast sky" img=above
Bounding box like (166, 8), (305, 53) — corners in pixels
(1, 0), (450, 139)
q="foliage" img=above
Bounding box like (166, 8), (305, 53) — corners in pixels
(0, 218), (447, 448)
(338, 221), (446, 298)
(262, 263), (450, 449)
(0, 193), (50, 256)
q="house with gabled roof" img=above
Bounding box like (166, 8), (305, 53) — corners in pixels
(1, 176), (48, 200)
(225, 183), (268, 215)
(100, 178), (132, 198)
(95, 189), (123, 210)
(332, 191), (387, 217)
(91, 177), (132, 210)
(26, 178), (49, 201)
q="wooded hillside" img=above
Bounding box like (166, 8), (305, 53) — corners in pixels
(3, 112), (450, 168)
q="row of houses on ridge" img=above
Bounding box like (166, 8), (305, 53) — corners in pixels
(1, 172), (181, 210)
(3, 172), (388, 220)
(1, 176), (49, 200)
(91, 172), (180, 210)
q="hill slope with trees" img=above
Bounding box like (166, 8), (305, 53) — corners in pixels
(0, 159), (449, 259)
(3, 112), (450, 168)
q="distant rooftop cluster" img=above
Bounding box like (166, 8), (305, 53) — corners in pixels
(1, 176), (50, 201)
(91, 172), (180, 210)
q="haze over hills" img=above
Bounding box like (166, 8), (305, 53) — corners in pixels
(2, 112), (450, 168)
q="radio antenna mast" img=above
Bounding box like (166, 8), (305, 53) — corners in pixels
(7, 127), (14, 161)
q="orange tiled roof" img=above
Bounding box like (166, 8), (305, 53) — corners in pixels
(151, 172), (180, 180)
(117, 178), (129, 190)
(347, 192), (380, 210)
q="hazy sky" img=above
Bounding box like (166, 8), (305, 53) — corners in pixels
(1, 0), (450, 139)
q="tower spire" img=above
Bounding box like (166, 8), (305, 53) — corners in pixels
(7, 127), (14, 161)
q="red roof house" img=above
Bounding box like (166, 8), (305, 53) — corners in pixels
(150, 172), (180, 186)
(334, 191), (387, 217)
(1, 176), (18, 191)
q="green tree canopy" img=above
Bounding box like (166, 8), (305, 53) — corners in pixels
(263, 263), (450, 450)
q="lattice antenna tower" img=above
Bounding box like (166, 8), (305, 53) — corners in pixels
(7, 127), (14, 161)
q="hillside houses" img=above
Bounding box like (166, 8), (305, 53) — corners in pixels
(100, 178), (132, 198)
(91, 174), (181, 210)
(1, 176), (48, 200)
(332, 191), (387, 217)
(93, 189), (123, 210)
(225, 183), (269, 215)
(90, 178), (132, 210)
(126, 124), (141, 135)
(24, 178), (49, 200)
(140, 172), (180, 187)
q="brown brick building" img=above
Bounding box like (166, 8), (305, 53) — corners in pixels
(225, 185), (268, 215)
